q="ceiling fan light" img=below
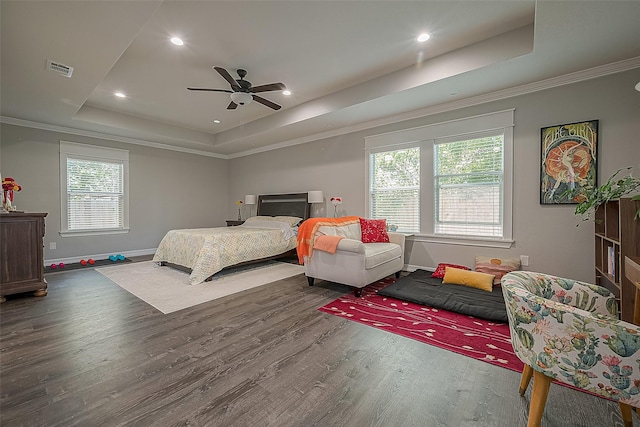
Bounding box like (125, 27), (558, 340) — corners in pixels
(230, 92), (253, 106)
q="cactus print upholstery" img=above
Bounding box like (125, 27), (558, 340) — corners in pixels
(501, 271), (640, 407)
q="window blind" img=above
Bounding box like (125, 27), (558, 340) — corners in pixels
(67, 158), (124, 230)
(434, 135), (504, 237)
(369, 147), (420, 233)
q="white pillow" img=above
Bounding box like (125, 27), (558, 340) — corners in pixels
(243, 216), (273, 223)
(244, 215), (302, 227)
(274, 216), (303, 226)
(240, 220), (297, 239)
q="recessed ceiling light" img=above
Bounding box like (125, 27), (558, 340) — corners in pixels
(416, 33), (431, 43)
(635, 82), (640, 92)
(170, 37), (184, 46)
(114, 92), (126, 98)
(282, 90), (291, 96)
(213, 119), (221, 124)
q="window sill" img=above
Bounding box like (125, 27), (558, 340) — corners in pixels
(60, 228), (130, 238)
(410, 234), (514, 249)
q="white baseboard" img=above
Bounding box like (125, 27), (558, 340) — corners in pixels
(404, 264), (435, 273)
(45, 256), (435, 271)
(45, 248), (157, 265)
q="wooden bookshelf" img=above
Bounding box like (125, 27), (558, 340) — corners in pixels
(594, 198), (640, 322)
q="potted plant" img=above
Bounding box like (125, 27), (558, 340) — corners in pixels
(568, 167), (640, 224)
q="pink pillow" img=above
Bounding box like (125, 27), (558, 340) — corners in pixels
(432, 263), (470, 279)
(360, 218), (390, 243)
(474, 256), (521, 286)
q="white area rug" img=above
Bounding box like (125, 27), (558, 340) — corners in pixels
(96, 261), (304, 314)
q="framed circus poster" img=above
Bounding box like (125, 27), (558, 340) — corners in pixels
(540, 119), (598, 204)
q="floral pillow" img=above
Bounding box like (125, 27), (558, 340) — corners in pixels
(474, 256), (521, 286)
(431, 263), (470, 279)
(359, 218), (390, 243)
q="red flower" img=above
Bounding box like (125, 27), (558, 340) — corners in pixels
(602, 355), (621, 367)
(2, 177), (22, 192)
(2, 177), (22, 202)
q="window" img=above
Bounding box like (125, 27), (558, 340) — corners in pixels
(434, 133), (504, 237)
(369, 147), (420, 233)
(365, 110), (513, 247)
(60, 141), (129, 236)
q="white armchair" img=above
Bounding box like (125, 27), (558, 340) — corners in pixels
(300, 218), (405, 297)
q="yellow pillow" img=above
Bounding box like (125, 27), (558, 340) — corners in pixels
(442, 267), (495, 292)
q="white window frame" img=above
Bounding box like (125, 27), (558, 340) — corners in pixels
(59, 141), (130, 237)
(365, 110), (514, 248)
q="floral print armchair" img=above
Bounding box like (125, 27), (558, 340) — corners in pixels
(501, 271), (640, 427)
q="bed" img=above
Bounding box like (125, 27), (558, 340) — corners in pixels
(152, 193), (311, 284)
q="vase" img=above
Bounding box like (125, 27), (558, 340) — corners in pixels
(3, 191), (12, 212)
(237, 208), (241, 221)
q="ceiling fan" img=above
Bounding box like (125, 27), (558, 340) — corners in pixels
(188, 66), (286, 110)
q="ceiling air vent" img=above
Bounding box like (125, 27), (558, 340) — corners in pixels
(46, 60), (73, 78)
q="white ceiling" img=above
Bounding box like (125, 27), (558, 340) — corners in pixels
(2, 1), (640, 158)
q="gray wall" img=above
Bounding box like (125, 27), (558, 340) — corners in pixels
(2, 69), (638, 281)
(0, 125), (228, 262)
(229, 69), (640, 282)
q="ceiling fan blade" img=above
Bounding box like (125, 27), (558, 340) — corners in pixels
(252, 95), (281, 110)
(227, 101), (238, 110)
(250, 82), (286, 93)
(187, 87), (233, 93)
(213, 66), (240, 91)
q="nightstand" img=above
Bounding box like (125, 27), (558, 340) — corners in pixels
(226, 220), (245, 226)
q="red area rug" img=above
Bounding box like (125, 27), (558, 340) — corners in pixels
(318, 277), (524, 372)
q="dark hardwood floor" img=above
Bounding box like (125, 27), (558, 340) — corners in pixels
(0, 263), (627, 426)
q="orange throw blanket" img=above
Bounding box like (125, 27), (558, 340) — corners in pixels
(296, 216), (360, 264)
(313, 235), (344, 254)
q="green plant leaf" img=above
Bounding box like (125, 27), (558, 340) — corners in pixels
(567, 167), (640, 224)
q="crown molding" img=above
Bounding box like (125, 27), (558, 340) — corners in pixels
(228, 56), (640, 158)
(3, 56), (639, 160)
(0, 116), (229, 159)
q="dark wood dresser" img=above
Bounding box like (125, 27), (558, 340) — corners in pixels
(0, 212), (48, 302)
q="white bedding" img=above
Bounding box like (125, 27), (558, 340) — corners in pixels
(152, 221), (298, 284)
